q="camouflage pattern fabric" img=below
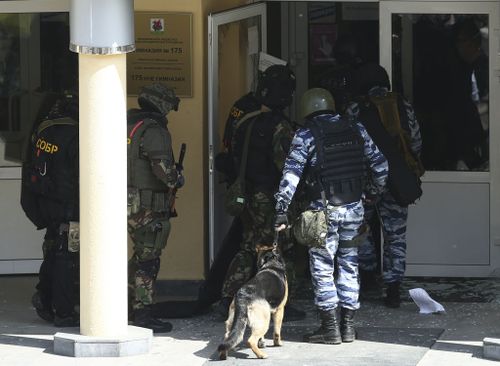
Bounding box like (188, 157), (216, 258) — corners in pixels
(354, 86), (422, 284)
(275, 112), (388, 311)
(350, 87), (422, 283)
(358, 192), (408, 284)
(138, 83), (179, 116)
(128, 208), (170, 310)
(221, 114), (295, 299)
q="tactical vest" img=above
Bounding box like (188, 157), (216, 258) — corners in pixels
(232, 112), (282, 192)
(306, 117), (365, 205)
(21, 117), (79, 227)
(127, 116), (169, 192)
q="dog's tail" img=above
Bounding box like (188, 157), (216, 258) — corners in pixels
(218, 296), (248, 359)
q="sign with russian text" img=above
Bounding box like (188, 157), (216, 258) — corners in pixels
(127, 12), (192, 97)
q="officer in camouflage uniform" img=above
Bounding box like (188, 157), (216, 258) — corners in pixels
(127, 83), (184, 333)
(217, 65), (297, 317)
(275, 88), (388, 344)
(349, 64), (423, 307)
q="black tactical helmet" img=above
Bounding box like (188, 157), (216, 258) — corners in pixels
(138, 83), (180, 116)
(355, 63), (391, 95)
(255, 64), (296, 109)
(47, 92), (79, 121)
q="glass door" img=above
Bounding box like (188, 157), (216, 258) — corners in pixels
(380, 1), (500, 276)
(208, 3), (266, 265)
(0, 0), (75, 274)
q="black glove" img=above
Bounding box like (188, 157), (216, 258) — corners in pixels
(274, 213), (288, 231)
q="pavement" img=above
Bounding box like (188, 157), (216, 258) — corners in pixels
(1, 275), (500, 366)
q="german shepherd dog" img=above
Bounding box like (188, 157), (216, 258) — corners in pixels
(218, 242), (288, 360)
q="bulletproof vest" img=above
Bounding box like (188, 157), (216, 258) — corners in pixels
(21, 117), (79, 226)
(232, 112), (282, 192)
(306, 117), (365, 205)
(127, 114), (170, 192)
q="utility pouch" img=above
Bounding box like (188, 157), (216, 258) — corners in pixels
(127, 187), (140, 216)
(133, 218), (170, 251)
(140, 190), (153, 209)
(224, 177), (246, 216)
(153, 218), (170, 250)
(293, 209), (328, 248)
(67, 221), (80, 252)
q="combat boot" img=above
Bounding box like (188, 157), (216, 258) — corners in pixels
(31, 291), (54, 323)
(340, 307), (356, 342)
(385, 282), (401, 308)
(303, 308), (341, 344)
(134, 306), (173, 333)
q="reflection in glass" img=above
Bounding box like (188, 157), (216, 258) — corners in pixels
(392, 14), (489, 172)
(217, 16), (261, 142)
(0, 13), (77, 164)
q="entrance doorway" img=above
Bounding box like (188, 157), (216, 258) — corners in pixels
(208, 0), (500, 277)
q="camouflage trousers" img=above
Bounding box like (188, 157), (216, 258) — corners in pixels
(309, 200), (364, 311)
(128, 209), (171, 311)
(221, 191), (296, 298)
(358, 190), (408, 284)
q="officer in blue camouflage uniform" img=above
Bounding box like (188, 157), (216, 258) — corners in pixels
(275, 88), (388, 344)
(349, 64), (423, 308)
(127, 83), (184, 333)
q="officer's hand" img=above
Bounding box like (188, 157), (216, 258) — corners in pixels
(175, 173), (185, 188)
(274, 213), (288, 232)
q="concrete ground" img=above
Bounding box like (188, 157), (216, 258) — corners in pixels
(1, 275), (500, 366)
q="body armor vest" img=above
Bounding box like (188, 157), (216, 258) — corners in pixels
(21, 117), (79, 226)
(127, 116), (169, 192)
(307, 117), (365, 205)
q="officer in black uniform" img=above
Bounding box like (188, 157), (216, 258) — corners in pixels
(21, 93), (80, 327)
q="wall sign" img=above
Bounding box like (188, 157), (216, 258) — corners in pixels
(127, 12), (193, 97)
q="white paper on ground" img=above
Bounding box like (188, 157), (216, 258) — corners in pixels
(409, 288), (446, 314)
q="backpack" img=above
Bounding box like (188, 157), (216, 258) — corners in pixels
(21, 117), (79, 228)
(359, 92), (424, 206)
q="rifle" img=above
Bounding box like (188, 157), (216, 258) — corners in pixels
(169, 143), (186, 217)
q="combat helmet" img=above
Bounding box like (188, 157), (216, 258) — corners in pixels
(255, 64), (296, 110)
(299, 88), (336, 120)
(138, 83), (180, 116)
(47, 92), (79, 121)
(355, 63), (391, 95)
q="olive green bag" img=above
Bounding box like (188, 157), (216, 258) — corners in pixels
(293, 209), (328, 248)
(224, 118), (256, 216)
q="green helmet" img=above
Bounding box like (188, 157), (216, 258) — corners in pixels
(138, 83), (180, 116)
(299, 88), (336, 120)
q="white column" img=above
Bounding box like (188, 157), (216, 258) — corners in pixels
(79, 53), (128, 337)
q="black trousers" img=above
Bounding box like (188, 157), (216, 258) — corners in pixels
(36, 225), (79, 317)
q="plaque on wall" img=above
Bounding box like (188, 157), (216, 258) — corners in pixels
(127, 12), (193, 97)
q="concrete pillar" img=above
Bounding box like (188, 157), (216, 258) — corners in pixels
(79, 53), (128, 337)
(54, 1), (152, 357)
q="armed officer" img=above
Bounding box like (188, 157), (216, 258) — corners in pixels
(274, 88), (388, 344)
(21, 93), (80, 327)
(216, 65), (299, 319)
(127, 83), (184, 333)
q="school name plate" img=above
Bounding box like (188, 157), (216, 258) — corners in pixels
(128, 12), (193, 97)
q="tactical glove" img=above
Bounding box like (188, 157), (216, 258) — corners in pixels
(274, 213), (288, 231)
